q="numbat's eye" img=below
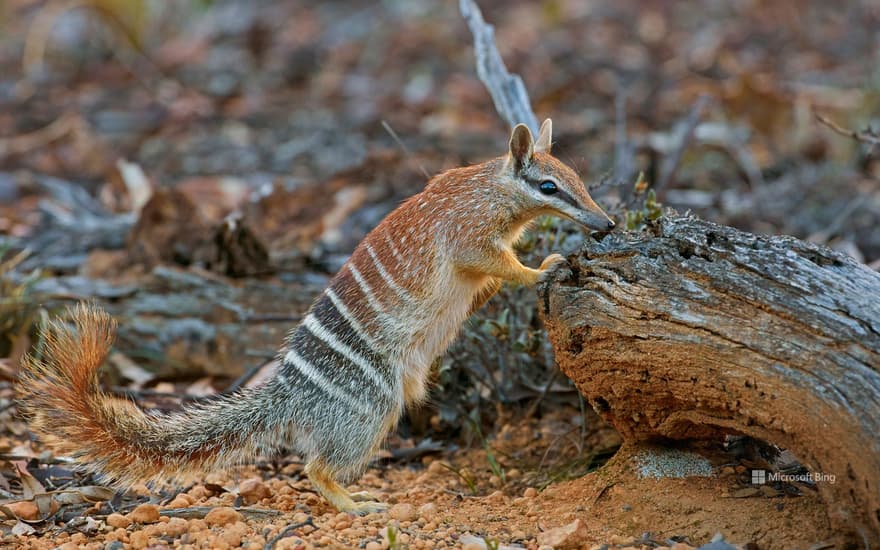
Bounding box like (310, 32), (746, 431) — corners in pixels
(539, 180), (558, 195)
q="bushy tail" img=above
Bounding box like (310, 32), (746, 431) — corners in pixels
(18, 304), (282, 488)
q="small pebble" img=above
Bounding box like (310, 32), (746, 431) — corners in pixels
(188, 485), (210, 500)
(427, 460), (451, 474)
(188, 518), (208, 532)
(388, 503), (417, 522)
(239, 477), (271, 504)
(418, 502), (437, 517)
(163, 517), (188, 536)
(128, 530), (150, 549)
(292, 511), (310, 524)
(523, 487), (538, 498)
(486, 490), (505, 503)
(106, 513), (131, 529)
(537, 519), (587, 548)
(166, 495), (191, 508)
(127, 503), (160, 524)
(276, 539), (304, 550)
(204, 506), (243, 527)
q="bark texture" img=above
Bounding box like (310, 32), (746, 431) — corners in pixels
(539, 214), (880, 540)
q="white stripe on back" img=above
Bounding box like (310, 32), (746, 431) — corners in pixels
(348, 263), (386, 314)
(281, 349), (368, 413)
(365, 243), (412, 302)
(302, 313), (392, 398)
(325, 288), (381, 353)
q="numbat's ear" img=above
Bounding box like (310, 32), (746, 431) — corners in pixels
(535, 119), (552, 153)
(508, 123), (534, 173)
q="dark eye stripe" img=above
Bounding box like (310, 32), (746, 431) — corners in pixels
(554, 189), (580, 209)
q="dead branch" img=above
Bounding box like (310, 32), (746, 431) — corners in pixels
(264, 516), (316, 550)
(157, 506), (281, 520)
(381, 120), (430, 180)
(815, 111), (880, 149)
(655, 95), (712, 193)
(540, 214), (880, 541)
(459, 0), (539, 134)
(0, 112), (78, 158)
(613, 86), (636, 187)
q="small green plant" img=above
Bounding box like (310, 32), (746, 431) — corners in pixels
(484, 537), (500, 550)
(469, 419), (505, 483)
(386, 523), (409, 550)
(439, 462), (478, 495)
(624, 172), (664, 230)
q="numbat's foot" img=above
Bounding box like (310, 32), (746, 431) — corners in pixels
(345, 500), (389, 515)
(349, 491), (382, 502)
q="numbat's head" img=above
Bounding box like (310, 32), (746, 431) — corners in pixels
(504, 119), (615, 232)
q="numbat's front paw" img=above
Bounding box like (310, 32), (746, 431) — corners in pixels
(538, 253), (570, 283)
(539, 253), (566, 271)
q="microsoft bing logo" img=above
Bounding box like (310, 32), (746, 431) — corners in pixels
(749, 469), (834, 484)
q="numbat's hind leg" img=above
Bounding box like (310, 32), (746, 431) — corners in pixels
(304, 460), (388, 515)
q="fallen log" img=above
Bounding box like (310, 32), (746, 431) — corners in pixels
(539, 214), (880, 542)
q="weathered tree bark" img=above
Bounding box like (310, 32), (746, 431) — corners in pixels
(539, 214), (880, 541)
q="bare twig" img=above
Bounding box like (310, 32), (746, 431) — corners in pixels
(523, 368), (561, 420)
(157, 506), (281, 520)
(806, 196), (864, 245)
(614, 86), (636, 185)
(0, 112), (78, 158)
(723, 141), (764, 189)
(459, 0), (538, 134)
(655, 95), (712, 193)
(264, 516), (315, 550)
(815, 111), (880, 150)
(381, 120), (430, 180)
(222, 358), (275, 394)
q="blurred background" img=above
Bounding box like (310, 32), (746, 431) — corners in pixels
(0, 0), (878, 474)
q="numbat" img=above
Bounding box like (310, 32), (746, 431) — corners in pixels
(20, 120), (614, 514)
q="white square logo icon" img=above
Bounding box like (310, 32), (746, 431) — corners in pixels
(751, 470), (766, 484)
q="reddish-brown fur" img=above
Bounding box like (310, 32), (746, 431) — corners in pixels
(18, 120), (613, 513)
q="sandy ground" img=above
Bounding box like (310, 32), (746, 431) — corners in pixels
(4, 411), (835, 550)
